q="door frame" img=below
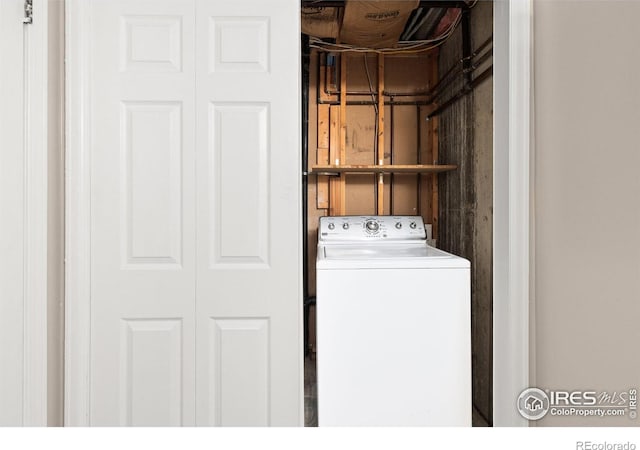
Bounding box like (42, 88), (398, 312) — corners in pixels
(24, 0), (50, 425)
(0, 0), (50, 426)
(493, 0), (532, 426)
(64, 0), (532, 426)
(64, 0), (92, 425)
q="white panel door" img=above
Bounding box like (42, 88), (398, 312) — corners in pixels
(0, 0), (25, 426)
(89, 0), (197, 425)
(195, 1), (301, 425)
(74, 0), (301, 425)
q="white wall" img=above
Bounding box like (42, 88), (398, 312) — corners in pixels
(0, 0), (26, 425)
(0, 0), (64, 426)
(533, 0), (640, 426)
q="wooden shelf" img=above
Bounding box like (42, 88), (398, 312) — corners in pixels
(309, 164), (457, 175)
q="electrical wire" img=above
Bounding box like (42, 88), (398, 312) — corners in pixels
(363, 55), (379, 157)
(363, 55), (378, 116)
(309, 7), (463, 54)
(308, 1), (479, 55)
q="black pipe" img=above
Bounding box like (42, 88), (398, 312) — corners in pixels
(463, 34), (493, 62)
(318, 63), (494, 123)
(467, 47), (493, 73)
(426, 65), (493, 120)
(321, 39), (491, 99)
(318, 99), (435, 106)
(416, 104), (421, 204)
(389, 101), (395, 214)
(461, 7), (473, 89)
(301, 34), (311, 358)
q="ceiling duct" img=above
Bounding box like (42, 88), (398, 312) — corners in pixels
(409, 7), (448, 40)
(338, 0), (419, 48)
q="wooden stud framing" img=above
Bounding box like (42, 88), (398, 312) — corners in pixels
(318, 53), (335, 103)
(329, 105), (342, 215)
(316, 104), (330, 209)
(310, 164), (456, 174)
(338, 53), (348, 215)
(376, 53), (385, 214)
(314, 50), (447, 224)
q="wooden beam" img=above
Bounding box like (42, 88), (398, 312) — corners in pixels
(377, 53), (385, 215)
(338, 53), (348, 215)
(310, 164), (457, 174)
(329, 105), (342, 215)
(316, 104), (330, 209)
(318, 53), (335, 103)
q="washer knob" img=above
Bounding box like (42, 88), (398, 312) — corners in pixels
(342, 223), (350, 230)
(395, 222), (402, 229)
(328, 223), (335, 230)
(365, 220), (379, 232)
(410, 222), (417, 229)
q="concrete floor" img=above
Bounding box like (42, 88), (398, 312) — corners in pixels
(304, 355), (318, 427)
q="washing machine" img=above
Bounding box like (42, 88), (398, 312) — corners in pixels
(316, 215), (471, 426)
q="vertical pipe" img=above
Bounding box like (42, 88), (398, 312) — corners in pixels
(301, 34), (310, 357)
(416, 105), (422, 217)
(389, 101), (394, 215)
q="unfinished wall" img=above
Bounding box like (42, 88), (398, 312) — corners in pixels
(437, 1), (493, 425)
(533, 0), (640, 426)
(306, 50), (439, 352)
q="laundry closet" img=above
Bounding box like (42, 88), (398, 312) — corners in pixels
(0, 0), (497, 427)
(301, 0), (494, 426)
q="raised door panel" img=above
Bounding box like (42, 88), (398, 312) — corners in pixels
(89, 0), (196, 425)
(195, 0), (301, 426)
(121, 15), (182, 72)
(121, 101), (183, 268)
(120, 319), (183, 426)
(209, 17), (269, 73)
(209, 102), (269, 268)
(208, 318), (270, 426)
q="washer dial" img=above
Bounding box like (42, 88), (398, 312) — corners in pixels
(365, 220), (380, 234)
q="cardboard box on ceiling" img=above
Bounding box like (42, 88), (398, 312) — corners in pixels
(302, 7), (341, 39)
(339, 0), (419, 49)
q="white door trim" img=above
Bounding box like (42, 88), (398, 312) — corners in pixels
(23, 0), (49, 426)
(64, 0), (92, 426)
(493, 0), (532, 426)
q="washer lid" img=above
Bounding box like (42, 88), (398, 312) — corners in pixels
(317, 243), (470, 269)
(323, 243), (446, 259)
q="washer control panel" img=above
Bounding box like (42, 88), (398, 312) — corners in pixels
(319, 216), (426, 241)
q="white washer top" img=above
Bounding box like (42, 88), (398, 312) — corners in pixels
(317, 216), (470, 270)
